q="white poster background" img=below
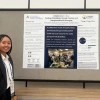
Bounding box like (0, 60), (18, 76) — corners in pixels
(23, 14), (99, 69)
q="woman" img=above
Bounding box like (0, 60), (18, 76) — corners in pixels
(0, 34), (16, 100)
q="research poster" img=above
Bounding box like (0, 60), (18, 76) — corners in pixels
(23, 14), (99, 69)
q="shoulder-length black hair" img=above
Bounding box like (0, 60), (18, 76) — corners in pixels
(0, 34), (12, 55)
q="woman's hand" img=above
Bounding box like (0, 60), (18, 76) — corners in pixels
(14, 96), (17, 100)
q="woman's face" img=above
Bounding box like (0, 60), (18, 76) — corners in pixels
(0, 36), (11, 54)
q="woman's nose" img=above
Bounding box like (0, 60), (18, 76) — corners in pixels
(5, 43), (9, 46)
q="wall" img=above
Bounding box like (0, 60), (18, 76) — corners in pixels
(0, 0), (100, 88)
(0, 0), (100, 9)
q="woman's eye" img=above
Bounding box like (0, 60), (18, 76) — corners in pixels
(2, 42), (6, 44)
(2, 41), (11, 45)
(8, 42), (11, 45)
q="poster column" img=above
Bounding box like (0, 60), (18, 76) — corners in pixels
(23, 15), (44, 68)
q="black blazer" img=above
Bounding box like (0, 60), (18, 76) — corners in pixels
(0, 54), (14, 96)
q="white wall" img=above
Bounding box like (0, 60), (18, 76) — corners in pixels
(0, 0), (100, 9)
(30, 0), (84, 9)
(0, 0), (28, 8)
(86, 0), (100, 9)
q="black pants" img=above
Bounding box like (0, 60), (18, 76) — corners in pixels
(0, 87), (11, 100)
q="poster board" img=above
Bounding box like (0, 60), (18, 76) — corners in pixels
(0, 11), (99, 80)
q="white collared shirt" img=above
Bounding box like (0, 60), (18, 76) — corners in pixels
(1, 54), (13, 89)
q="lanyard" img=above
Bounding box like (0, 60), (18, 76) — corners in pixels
(2, 58), (13, 80)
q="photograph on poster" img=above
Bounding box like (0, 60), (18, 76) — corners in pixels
(48, 49), (74, 69)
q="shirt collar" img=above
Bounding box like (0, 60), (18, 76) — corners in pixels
(1, 54), (9, 61)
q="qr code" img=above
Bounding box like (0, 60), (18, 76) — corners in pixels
(35, 64), (40, 68)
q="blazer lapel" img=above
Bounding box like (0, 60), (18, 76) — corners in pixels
(8, 55), (14, 79)
(8, 55), (13, 67)
(0, 54), (7, 81)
